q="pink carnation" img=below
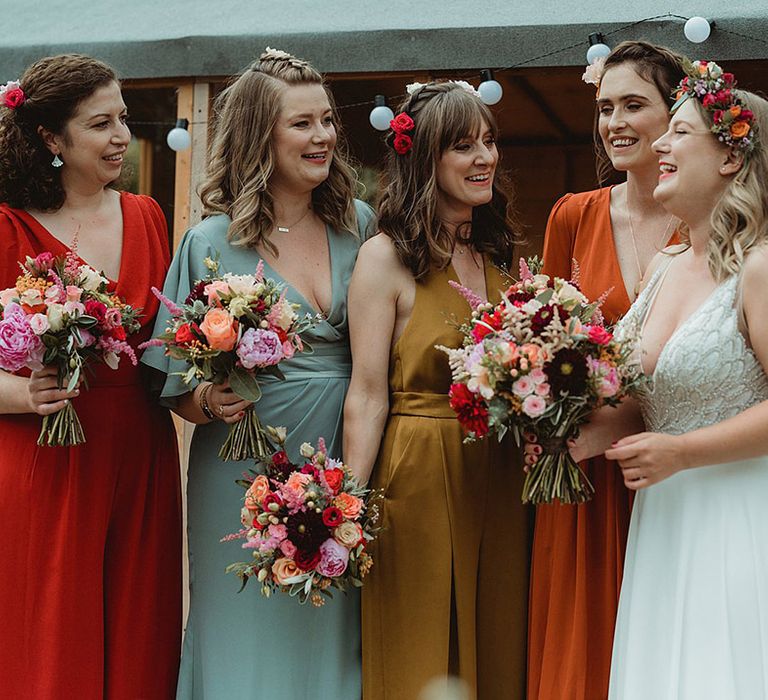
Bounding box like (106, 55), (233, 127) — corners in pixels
(236, 328), (284, 369)
(316, 538), (349, 578)
(0, 303), (44, 371)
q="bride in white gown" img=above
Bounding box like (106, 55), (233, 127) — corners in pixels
(573, 63), (768, 699)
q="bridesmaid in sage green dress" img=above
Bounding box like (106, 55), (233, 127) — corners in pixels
(142, 49), (373, 699)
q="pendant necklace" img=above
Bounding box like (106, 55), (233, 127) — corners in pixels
(275, 206), (312, 234)
(626, 206), (676, 298)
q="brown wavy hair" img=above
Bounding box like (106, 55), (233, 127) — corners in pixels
(594, 41), (687, 183)
(200, 49), (359, 254)
(377, 82), (522, 281)
(0, 54), (117, 210)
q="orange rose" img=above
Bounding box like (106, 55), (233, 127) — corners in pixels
(333, 492), (363, 519)
(200, 308), (238, 351)
(272, 557), (302, 585)
(521, 343), (541, 364)
(730, 121), (751, 139)
(729, 105), (742, 118)
(245, 475), (270, 511)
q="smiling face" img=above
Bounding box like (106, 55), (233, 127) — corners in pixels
(652, 97), (739, 222)
(269, 83), (337, 194)
(597, 63), (671, 175)
(47, 80), (130, 191)
(435, 119), (498, 221)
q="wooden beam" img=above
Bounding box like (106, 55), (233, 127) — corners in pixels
(189, 82), (211, 228)
(172, 84), (194, 251)
(137, 137), (153, 195)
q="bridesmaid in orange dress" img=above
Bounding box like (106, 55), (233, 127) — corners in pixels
(0, 55), (181, 698)
(527, 42), (685, 700)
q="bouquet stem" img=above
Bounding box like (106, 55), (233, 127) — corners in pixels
(38, 402), (85, 447)
(521, 437), (595, 504)
(219, 408), (271, 462)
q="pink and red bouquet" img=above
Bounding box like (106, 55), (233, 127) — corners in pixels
(145, 257), (316, 461)
(224, 426), (379, 606)
(440, 258), (643, 504)
(0, 251), (141, 445)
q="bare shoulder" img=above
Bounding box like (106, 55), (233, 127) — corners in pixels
(741, 244), (768, 293)
(358, 232), (400, 263)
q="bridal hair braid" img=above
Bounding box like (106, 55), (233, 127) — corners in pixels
(200, 49), (358, 255)
(594, 41), (687, 184)
(681, 91), (768, 281)
(0, 54), (116, 210)
(377, 82), (522, 281)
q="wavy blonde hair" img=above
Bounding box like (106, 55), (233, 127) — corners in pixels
(200, 50), (359, 254)
(377, 82), (522, 281)
(677, 91), (768, 281)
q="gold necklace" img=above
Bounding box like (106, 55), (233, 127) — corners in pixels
(626, 206), (676, 297)
(275, 206), (312, 234)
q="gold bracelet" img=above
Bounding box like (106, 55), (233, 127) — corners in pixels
(199, 382), (216, 420)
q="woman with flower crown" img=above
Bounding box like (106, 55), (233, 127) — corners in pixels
(597, 61), (768, 699)
(526, 41), (686, 700)
(343, 80), (530, 699)
(142, 48), (374, 698)
(0, 54), (181, 698)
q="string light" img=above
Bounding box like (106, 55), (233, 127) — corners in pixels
(166, 118), (191, 152)
(478, 69), (503, 105)
(586, 33), (611, 64)
(684, 16), (713, 43)
(369, 95), (395, 131)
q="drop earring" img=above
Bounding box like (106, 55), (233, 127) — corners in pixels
(52, 154), (63, 168)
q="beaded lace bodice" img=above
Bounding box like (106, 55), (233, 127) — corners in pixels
(619, 261), (768, 435)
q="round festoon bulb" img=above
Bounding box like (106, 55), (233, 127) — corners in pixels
(684, 16), (712, 43)
(166, 118), (191, 151)
(586, 32), (611, 64)
(478, 69), (503, 105)
(369, 95), (395, 131)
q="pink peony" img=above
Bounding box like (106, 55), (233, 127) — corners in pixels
(522, 394), (547, 418)
(316, 538), (349, 578)
(0, 303), (44, 371)
(236, 328), (284, 369)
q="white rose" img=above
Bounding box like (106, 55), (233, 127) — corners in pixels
(79, 266), (107, 291)
(227, 296), (249, 318)
(46, 303), (65, 332)
(299, 442), (315, 458)
(20, 289), (44, 307)
(223, 273), (258, 297)
(555, 280), (587, 310)
(28, 313), (50, 335)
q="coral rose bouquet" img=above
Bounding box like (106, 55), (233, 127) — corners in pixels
(440, 258), (643, 504)
(145, 257), (316, 461)
(0, 251), (141, 446)
(224, 426), (379, 606)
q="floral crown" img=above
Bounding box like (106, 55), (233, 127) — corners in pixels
(672, 60), (756, 153)
(388, 80), (482, 156)
(0, 80), (25, 109)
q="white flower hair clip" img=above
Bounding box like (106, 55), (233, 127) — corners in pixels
(405, 80), (481, 98)
(263, 47), (292, 60)
(406, 81), (426, 95)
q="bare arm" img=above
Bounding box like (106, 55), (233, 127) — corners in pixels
(171, 381), (252, 426)
(343, 235), (406, 485)
(606, 247), (768, 488)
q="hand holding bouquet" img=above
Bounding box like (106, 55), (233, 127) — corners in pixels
(224, 426), (379, 606)
(144, 257), (316, 461)
(441, 258), (644, 504)
(0, 251), (141, 446)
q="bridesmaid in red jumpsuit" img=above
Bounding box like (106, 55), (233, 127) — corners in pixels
(0, 54), (181, 698)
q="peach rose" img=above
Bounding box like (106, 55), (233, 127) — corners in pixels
(729, 105), (742, 118)
(204, 280), (230, 304)
(334, 520), (363, 548)
(521, 343), (542, 365)
(244, 475), (270, 511)
(730, 121), (751, 139)
(333, 492), (363, 519)
(272, 557), (302, 585)
(200, 308), (238, 351)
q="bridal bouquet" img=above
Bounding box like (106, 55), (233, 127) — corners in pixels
(145, 257), (316, 461)
(441, 258), (643, 504)
(224, 426), (379, 607)
(0, 251), (141, 446)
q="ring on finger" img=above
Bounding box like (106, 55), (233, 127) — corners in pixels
(217, 405), (225, 416)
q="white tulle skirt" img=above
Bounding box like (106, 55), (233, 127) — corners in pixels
(609, 457), (768, 699)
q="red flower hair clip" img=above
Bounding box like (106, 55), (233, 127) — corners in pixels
(0, 80), (25, 109)
(390, 112), (415, 155)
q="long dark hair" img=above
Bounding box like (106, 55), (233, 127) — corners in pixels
(377, 82), (522, 281)
(0, 54), (117, 210)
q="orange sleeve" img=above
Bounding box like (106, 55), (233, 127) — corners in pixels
(541, 193), (577, 280)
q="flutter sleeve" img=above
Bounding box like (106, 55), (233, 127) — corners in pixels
(140, 224), (217, 402)
(541, 193), (578, 280)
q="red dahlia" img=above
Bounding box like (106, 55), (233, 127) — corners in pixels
(449, 383), (489, 438)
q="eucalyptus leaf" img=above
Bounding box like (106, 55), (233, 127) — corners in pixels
(536, 288), (554, 305)
(229, 368), (263, 403)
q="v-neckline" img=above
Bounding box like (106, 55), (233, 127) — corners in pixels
(447, 253), (491, 303)
(256, 223), (335, 320)
(638, 258), (727, 378)
(22, 191), (128, 289)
